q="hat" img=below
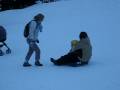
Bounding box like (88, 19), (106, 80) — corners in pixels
(34, 13), (44, 21)
(71, 40), (79, 48)
(79, 32), (88, 39)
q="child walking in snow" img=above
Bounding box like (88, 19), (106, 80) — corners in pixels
(23, 13), (44, 67)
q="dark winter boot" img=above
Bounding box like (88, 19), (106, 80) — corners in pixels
(23, 62), (32, 67)
(50, 58), (55, 62)
(50, 58), (58, 65)
(35, 61), (43, 66)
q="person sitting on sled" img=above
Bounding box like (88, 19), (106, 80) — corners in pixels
(50, 31), (92, 66)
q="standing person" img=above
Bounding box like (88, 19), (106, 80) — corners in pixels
(50, 32), (92, 66)
(23, 13), (44, 67)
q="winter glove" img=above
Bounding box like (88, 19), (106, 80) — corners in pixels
(39, 28), (42, 32)
(36, 40), (39, 43)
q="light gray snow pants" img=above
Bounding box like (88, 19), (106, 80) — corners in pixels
(25, 39), (40, 62)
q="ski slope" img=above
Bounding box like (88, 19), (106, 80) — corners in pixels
(0, 0), (120, 90)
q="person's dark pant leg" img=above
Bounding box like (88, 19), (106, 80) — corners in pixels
(54, 49), (83, 65)
(55, 52), (78, 65)
(25, 39), (40, 62)
(25, 46), (34, 62)
(32, 43), (40, 62)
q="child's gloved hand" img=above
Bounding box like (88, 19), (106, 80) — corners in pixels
(40, 30), (42, 32)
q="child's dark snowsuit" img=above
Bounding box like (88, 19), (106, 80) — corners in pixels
(51, 49), (83, 65)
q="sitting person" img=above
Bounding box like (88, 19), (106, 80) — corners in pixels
(50, 32), (92, 66)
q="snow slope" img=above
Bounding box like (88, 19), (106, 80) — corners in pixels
(0, 0), (120, 90)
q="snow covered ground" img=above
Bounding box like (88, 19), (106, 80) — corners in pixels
(0, 0), (120, 90)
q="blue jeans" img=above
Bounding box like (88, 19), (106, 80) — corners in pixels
(25, 39), (40, 62)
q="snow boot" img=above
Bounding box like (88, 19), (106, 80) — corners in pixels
(35, 61), (43, 66)
(23, 62), (32, 67)
(50, 58), (58, 65)
(50, 58), (55, 62)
